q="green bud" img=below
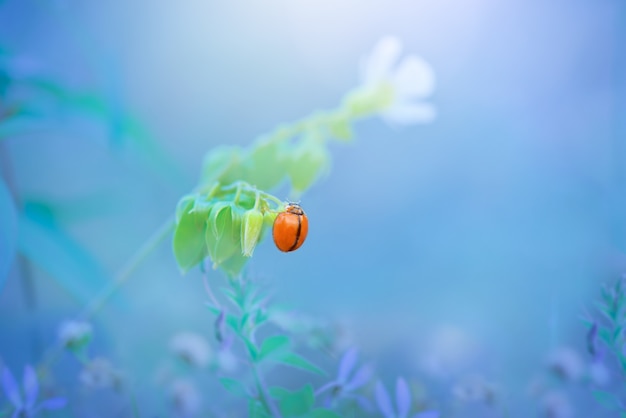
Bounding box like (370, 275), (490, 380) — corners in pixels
(241, 209), (264, 257)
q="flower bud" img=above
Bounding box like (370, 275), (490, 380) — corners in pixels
(241, 209), (264, 257)
(58, 320), (93, 352)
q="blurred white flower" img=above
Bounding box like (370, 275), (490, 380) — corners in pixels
(169, 332), (211, 368)
(541, 391), (572, 418)
(419, 325), (480, 379)
(361, 36), (436, 125)
(170, 378), (201, 418)
(452, 375), (496, 404)
(58, 320), (93, 350)
(79, 357), (122, 389)
(546, 347), (583, 382)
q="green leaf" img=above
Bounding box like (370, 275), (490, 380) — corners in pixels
(287, 136), (330, 193)
(0, 179), (17, 289)
(201, 146), (245, 187)
(205, 204), (240, 265)
(172, 198), (208, 272)
(275, 352), (326, 376)
(244, 337), (259, 361)
(309, 409), (342, 418)
(327, 113), (353, 141)
(245, 139), (288, 190)
(259, 335), (291, 361)
(277, 385), (315, 417)
(219, 378), (249, 397)
(17, 212), (109, 303)
(241, 209), (264, 257)
(592, 390), (622, 410)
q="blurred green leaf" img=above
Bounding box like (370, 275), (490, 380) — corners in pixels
(259, 335), (290, 361)
(592, 390), (622, 410)
(245, 139), (288, 190)
(172, 198), (207, 272)
(17, 211), (109, 303)
(0, 179), (17, 289)
(287, 136), (330, 193)
(201, 146), (244, 187)
(274, 384), (314, 417)
(244, 337), (259, 361)
(219, 378), (249, 398)
(274, 352), (326, 376)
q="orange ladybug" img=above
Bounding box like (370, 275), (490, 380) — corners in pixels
(273, 204), (309, 252)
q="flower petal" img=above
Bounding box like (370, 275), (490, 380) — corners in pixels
(396, 377), (411, 418)
(382, 102), (437, 126)
(338, 348), (358, 384)
(375, 381), (395, 418)
(23, 366), (39, 408)
(392, 56), (435, 100)
(1, 367), (22, 408)
(361, 36), (402, 86)
(345, 365), (373, 392)
(40, 397), (67, 410)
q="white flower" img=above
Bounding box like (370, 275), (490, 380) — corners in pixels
(215, 349), (238, 373)
(58, 320), (93, 350)
(169, 332), (211, 368)
(79, 357), (122, 389)
(361, 36), (436, 125)
(546, 347), (583, 382)
(170, 378), (201, 418)
(452, 375), (496, 404)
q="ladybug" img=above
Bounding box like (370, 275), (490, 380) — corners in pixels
(273, 203), (309, 252)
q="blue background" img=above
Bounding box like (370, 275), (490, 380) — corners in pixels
(0, 0), (624, 416)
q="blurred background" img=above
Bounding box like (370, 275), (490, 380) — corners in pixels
(0, 0), (624, 416)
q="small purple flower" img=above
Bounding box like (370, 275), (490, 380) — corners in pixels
(1, 365), (66, 418)
(375, 378), (439, 418)
(315, 348), (373, 409)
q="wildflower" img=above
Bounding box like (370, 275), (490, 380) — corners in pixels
(169, 332), (211, 368)
(375, 377), (439, 418)
(57, 319), (92, 352)
(541, 391), (572, 418)
(360, 36), (436, 126)
(315, 348), (372, 408)
(1, 365), (66, 417)
(452, 375), (496, 404)
(79, 357), (122, 389)
(170, 378), (201, 418)
(546, 347), (583, 382)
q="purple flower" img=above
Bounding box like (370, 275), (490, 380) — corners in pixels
(315, 348), (373, 409)
(375, 378), (439, 418)
(1, 365), (66, 417)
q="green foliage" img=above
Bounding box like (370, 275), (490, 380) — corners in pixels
(173, 182), (282, 276)
(173, 75), (395, 277)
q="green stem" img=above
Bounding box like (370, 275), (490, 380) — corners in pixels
(38, 216), (175, 376)
(78, 216), (175, 320)
(252, 361), (281, 418)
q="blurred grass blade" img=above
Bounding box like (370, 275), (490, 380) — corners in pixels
(0, 179), (17, 290)
(17, 211), (110, 303)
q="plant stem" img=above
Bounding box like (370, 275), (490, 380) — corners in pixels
(78, 216), (175, 320)
(38, 216), (175, 375)
(252, 361), (281, 418)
